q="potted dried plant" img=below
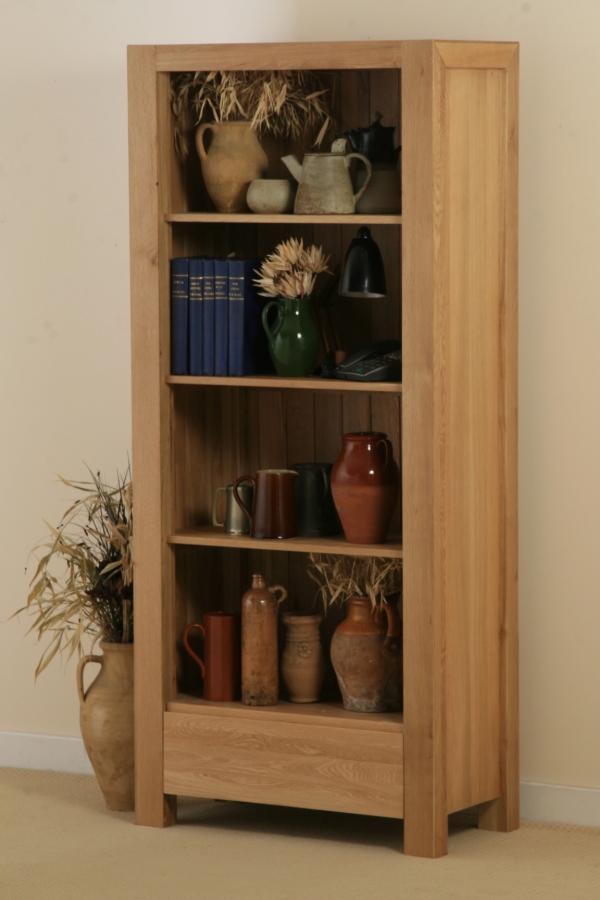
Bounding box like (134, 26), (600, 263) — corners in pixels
(16, 468), (135, 810)
(308, 554), (403, 713)
(255, 236), (330, 376)
(171, 70), (334, 212)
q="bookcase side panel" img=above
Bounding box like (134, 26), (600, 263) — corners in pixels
(128, 48), (176, 827)
(401, 41), (448, 859)
(439, 48), (518, 820)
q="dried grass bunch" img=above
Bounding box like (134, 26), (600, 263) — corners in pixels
(308, 554), (403, 610)
(254, 237), (330, 300)
(171, 70), (334, 158)
(17, 468), (133, 677)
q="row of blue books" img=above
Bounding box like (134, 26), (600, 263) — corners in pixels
(170, 257), (274, 376)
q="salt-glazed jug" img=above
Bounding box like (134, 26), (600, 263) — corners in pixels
(282, 139), (372, 215)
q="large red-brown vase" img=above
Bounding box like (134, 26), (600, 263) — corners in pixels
(331, 432), (399, 544)
(330, 597), (402, 712)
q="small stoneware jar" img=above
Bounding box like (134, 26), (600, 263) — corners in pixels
(280, 613), (326, 703)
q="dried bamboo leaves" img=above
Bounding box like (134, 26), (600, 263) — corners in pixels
(171, 70), (335, 158)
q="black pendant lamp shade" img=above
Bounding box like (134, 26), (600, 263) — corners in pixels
(338, 226), (387, 298)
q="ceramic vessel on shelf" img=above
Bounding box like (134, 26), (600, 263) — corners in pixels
(330, 597), (402, 713)
(196, 121), (268, 213)
(290, 462), (340, 537)
(241, 574), (287, 706)
(281, 613), (326, 703)
(282, 139), (372, 215)
(246, 179), (296, 214)
(261, 296), (320, 376)
(344, 112), (401, 214)
(331, 431), (399, 544)
(77, 641), (134, 811)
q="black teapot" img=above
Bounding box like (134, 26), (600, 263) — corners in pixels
(344, 111), (400, 165)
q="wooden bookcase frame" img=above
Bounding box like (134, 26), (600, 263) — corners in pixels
(128, 40), (518, 858)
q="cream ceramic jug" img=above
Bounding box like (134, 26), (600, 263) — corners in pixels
(282, 139), (372, 215)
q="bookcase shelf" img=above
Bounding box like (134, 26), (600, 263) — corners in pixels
(167, 525), (403, 558)
(129, 39), (519, 858)
(165, 212), (403, 225)
(166, 374), (402, 393)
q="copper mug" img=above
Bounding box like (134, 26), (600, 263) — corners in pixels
(182, 612), (241, 701)
(233, 469), (298, 539)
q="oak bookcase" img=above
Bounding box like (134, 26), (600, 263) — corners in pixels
(127, 40), (518, 857)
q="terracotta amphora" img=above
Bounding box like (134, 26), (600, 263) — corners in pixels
(331, 431), (399, 544)
(281, 613), (326, 703)
(241, 574), (287, 706)
(196, 121), (268, 213)
(330, 597), (402, 713)
(77, 641), (134, 810)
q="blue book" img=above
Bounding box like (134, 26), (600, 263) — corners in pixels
(228, 258), (273, 376)
(170, 257), (189, 374)
(189, 258), (204, 376)
(214, 259), (229, 376)
(202, 259), (215, 376)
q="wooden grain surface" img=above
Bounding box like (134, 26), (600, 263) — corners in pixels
(167, 695), (403, 732)
(168, 525), (403, 558)
(154, 41), (403, 72)
(128, 47), (176, 827)
(401, 40), (448, 859)
(478, 44), (519, 835)
(164, 711), (403, 818)
(166, 375), (402, 393)
(166, 213), (402, 225)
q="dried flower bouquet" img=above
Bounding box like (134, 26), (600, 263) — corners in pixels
(254, 237), (330, 300)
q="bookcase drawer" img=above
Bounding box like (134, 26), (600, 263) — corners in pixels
(163, 710), (403, 819)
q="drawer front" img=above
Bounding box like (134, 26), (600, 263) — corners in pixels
(164, 712), (403, 819)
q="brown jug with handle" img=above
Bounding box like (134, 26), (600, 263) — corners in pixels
(182, 612), (241, 702)
(330, 598), (402, 712)
(233, 469), (298, 539)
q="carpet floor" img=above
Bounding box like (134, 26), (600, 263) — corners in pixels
(2, 768), (600, 900)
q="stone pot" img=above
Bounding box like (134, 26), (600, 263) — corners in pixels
(281, 613), (326, 703)
(330, 597), (402, 713)
(247, 179), (296, 214)
(77, 641), (134, 811)
(196, 121), (268, 213)
(331, 431), (399, 544)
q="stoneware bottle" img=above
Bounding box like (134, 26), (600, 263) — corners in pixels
(77, 641), (134, 810)
(280, 613), (326, 703)
(331, 431), (399, 544)
(196, 121), (268, 213)
(330, 598), (402, 713)
(241, 574), (286, 706)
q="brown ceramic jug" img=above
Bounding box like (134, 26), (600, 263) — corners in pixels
(331, 431), (399, 544)
(280, 613), (326, 703)
(77, 641), (134, 810)
(234, 469), (298, 539)
(182, 612), (241, 702)
(241, 574), (287, 706)
(330, 597), (402, 713)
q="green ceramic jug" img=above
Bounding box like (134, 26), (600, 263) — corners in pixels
(261, 296), (320, 377)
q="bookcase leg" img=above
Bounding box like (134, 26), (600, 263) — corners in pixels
(404, 806), (448, 858)
(135, 789), (177, 828)
(478, 785), (520, 832)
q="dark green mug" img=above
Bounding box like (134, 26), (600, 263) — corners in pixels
(290, 463), (340, 537)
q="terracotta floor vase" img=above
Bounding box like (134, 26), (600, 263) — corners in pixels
(330, 597), (402, 713)
(331, 432), (399, 544)
(77, 641), (134, 811)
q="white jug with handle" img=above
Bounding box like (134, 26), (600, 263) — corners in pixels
(282, 139), (372, 215)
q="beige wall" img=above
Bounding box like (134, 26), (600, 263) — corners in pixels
(1, 1), (599, 790)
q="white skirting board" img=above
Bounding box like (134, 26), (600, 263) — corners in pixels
(0, 730), (93, 775)
(1, 731), (600, 827)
